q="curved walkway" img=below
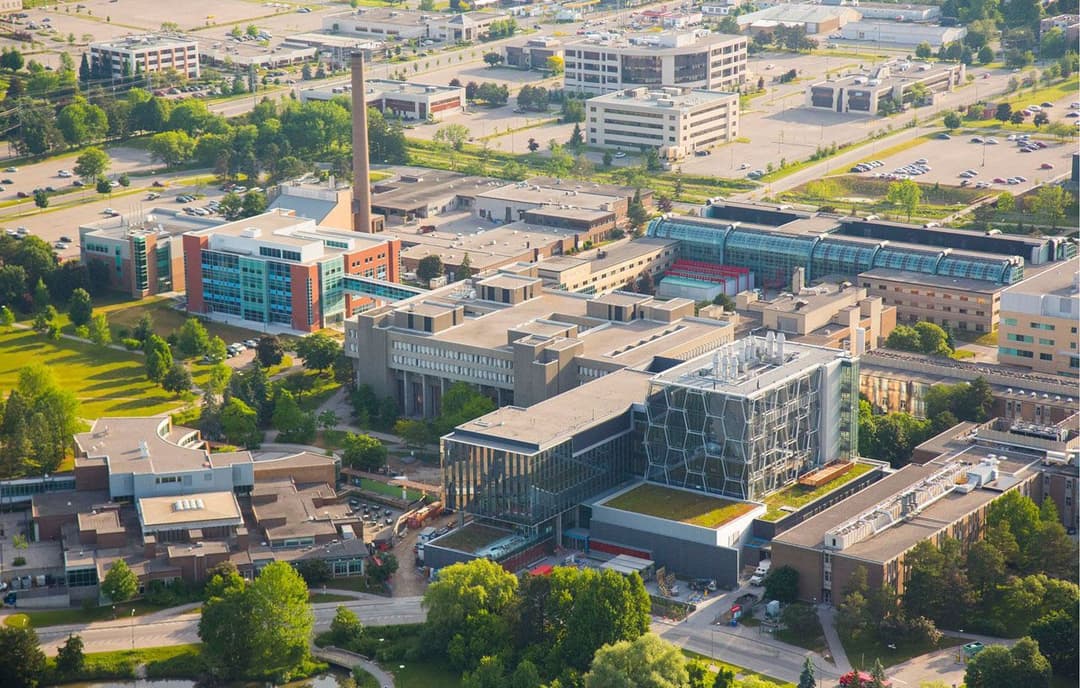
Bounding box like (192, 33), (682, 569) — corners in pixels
(314, 645), (395, 687)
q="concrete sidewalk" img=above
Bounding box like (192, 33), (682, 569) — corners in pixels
(817, 604), (854, 675)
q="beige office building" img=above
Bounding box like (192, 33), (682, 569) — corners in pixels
(587, 87), (739, 158)
(999, 263), (1080, 378)
(564, 30), (747, 96)
(90, 35), (200, 79)
(344, 267), (735, 417)
(535, 237), (679, 294)
(859, 268), (1006, 334)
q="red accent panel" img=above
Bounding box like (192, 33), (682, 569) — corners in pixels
(589, 539), (651, 560)
(182, 234), (207, 314)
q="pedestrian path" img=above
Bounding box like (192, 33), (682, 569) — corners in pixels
(817, 604), (853, 675)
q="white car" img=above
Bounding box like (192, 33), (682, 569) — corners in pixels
(613, 151), (626, 158)
(57, 170), (72, 178)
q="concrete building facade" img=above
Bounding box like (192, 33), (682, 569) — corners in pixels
(586, 87), (739, 158)
(344, 272), (735, 417)
(90, 35), (199, 79)
(998, 263), (1079, 378)
(805, 60), (965, 114)
(564, 30), (747, 96)
(300, 79), (467, 121)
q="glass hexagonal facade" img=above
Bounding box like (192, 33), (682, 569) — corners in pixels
(643, 340), (858, 501)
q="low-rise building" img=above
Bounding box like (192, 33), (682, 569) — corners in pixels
(772, 448), (1040, 603)
(90, 34), (199, 79)
(998, 263), (1079, 378)
(345, 273), (735, 416)
(858, 268), (1003, 334)
(300, 79), (466, 121)
(735, 280), (896, 353)
(839, 21), (967, 49)
(79, 209), (220, 298)
(31, 416), (360, 601)
(535, 238), (679, 294)
(805, 59), (966, 114)
(586, 86), (739, 158)
(475, 179), (634, 225)
(736, 4), (860, 34)
(504, 36), (563, 70)
(564, 30), (747, 96)
(860, 348), (1078, 424)
(182, 209), (400, 333)
(850, 2), (940, 22)
(323, 7), (431, 40)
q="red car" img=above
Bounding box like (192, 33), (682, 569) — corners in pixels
(1041, 162), (1055, 169)
(993, 177), (1007, 183)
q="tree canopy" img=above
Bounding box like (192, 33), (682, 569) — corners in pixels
(200, 561), (314, 681)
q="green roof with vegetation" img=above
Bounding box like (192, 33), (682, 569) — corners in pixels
(760, 463), (874, 521)
(431, 523), (510, 554)
(603, 483), (756, 529)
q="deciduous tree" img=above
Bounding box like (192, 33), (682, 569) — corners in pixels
(101, 558), (138, 602)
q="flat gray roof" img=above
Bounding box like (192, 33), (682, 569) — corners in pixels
(448, 368), (653, 450)
(372, 173), (499, 211)
(1005, 261), (1078, 298)
(653, 336), (845, 397)
(74, 418), (246, 475)
(774, 448), (1038, 560)
(860, 268), (1006, 293)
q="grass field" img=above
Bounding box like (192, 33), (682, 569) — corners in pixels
(779, 175), (986, 219)
(0, 326), (187, 418)
(396, 662), (463, 688)
(94, 295), (266, 344)
(355, 477), (425, 502)
(4, 600), (169, 629)
(682, 649), (794, 687)
(604, 483), (757, 528)
(761, 463), (874, 521)
(844, 633), (965, 670)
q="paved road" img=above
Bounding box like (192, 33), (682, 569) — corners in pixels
(32, 595), (425, 654)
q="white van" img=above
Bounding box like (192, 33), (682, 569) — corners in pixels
(749, 559), (771, 586)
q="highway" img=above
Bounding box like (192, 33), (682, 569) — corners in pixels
(33, 595), (425, 654)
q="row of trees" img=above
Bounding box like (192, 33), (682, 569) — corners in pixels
(0, 234), (109, 314)
(885, 321), (953, 357)
(857, 378), (993, 467)
(416, 559), (787, 688)
(0, 364), (80, 478)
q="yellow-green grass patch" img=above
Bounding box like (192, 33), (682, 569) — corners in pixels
(0, 327), (185, 418)
(604, 483), (756, 528)
(761, 463), (874, 521)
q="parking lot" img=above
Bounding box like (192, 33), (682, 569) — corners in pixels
(844, 130), (1073, 195)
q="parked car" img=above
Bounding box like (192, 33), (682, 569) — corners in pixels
(1040, 162), (1054, 169)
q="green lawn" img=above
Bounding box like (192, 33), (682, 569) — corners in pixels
(4, 600), (168, 629)
(681, 649), (794, 687)
(93, 295), (266, 344)
(761, 464), (874, 521)
(604, 483), (756, 528)
(354, 477), (425, 502)
(966, 77), (1080, 128)
(0, 327), (187, 418)
(310, 592), (357, 603)
(843, 633), (965, 670)
(47, 644), (207, 683)
(395, 661), (463, 688)
(322, 576), (390, 595)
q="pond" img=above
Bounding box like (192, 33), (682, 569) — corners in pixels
(58, 671), (354, 688)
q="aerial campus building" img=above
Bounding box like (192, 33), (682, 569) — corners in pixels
(642, 334), (859, 501)
(647, 201), (1076, 333)
(432, 335), (863, 585)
